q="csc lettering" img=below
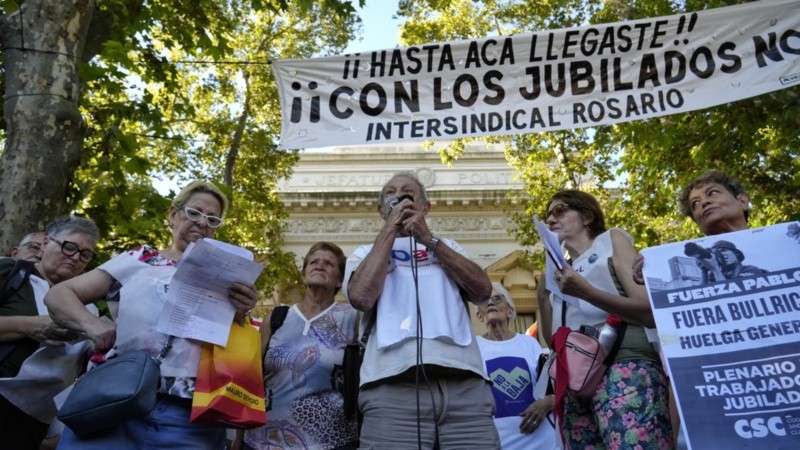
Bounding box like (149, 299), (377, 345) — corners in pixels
(391, 249), (431, 262)
(734, 417), (786, 438)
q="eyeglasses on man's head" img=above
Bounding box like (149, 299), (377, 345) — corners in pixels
(20, 241), (44, 253)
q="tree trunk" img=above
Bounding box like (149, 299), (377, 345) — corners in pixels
(0, 0), (94, 253)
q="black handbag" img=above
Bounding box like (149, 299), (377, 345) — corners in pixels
(58, 337), (173, 438)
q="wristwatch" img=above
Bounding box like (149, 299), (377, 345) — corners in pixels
(426, 234), (440, 256)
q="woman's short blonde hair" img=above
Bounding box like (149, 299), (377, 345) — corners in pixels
(171, 180), (229, 217)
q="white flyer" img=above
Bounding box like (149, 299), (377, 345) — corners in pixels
(533, 214), (581, 309)
(156, 238), (263, 346)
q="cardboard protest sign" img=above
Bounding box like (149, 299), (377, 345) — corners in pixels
(641, 222), (800, 450)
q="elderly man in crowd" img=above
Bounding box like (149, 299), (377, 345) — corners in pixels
(344, 171), (499, 449)
(476, 283), (559, 450)
(10, 232), (46, 262)
(0, 217), (99, 450)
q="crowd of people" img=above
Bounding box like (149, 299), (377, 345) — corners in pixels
(0, 169), (770, 449)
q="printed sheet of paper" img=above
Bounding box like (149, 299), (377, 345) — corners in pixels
(156, 238), (263, 346)
(533, 214), (581, 309)
(641, 222), (800, 450)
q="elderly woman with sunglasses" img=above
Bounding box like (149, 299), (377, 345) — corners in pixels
(0, 217), (99, 450)
(476, 283), (560, 450)
(45, 180), (258, 450)
(544, 190), (673, 450)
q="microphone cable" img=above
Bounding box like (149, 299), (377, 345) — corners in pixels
(409, 233), (438, 450)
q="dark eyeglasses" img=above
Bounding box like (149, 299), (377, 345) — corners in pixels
(180, 206), (224, 228)
(49, 237), (96, 263)
(545, 203), (571, 219)
(20, 242), (44, 253)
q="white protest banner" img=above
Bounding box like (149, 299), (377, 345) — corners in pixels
(273, 0), (800, 149)
(641, 222), (800, 450)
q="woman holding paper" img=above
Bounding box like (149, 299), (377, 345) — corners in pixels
(45, 180), (258, 449)
(544, 189), (672, 449)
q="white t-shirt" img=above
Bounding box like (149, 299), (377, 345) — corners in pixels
(343, 236), (486, 385)
(477, 334), (560, 450)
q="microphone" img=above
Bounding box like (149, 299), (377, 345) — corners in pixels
(383, 194), (414, 218)
(395, 194), (414, 204)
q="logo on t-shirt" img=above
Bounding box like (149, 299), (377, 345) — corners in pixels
(490, 366), (530, 400)
(485, 355), (534, 418)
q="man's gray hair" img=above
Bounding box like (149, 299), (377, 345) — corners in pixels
(379, 171), (429, 206)
(18, 231), (45, 246)
(46, 216), (100, 246)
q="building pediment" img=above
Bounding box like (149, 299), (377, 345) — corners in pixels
(277, 142), (543, 338)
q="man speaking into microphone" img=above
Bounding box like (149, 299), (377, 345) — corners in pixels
(344, 171), (499, 449)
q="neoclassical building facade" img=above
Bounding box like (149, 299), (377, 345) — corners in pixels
(276, 142), (543, 333)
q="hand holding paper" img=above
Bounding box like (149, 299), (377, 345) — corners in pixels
(228, 282), (259, 320)
(534, 214), (567, 270)
(533, 214), (582, 309)
(156, 239), (263, 346)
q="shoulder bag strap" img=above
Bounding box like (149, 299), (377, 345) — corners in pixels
(1, 259), (36, 305)
(351, 311), (361, 343)
(602, 322), (628, 365)
(359, 308), (377, 347)
(265, 305), (290, 349)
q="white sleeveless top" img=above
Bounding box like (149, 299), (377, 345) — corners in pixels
(551, 229), (630, 329)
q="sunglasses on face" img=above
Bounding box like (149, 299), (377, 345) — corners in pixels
(49, 237), (96, 263)
(180, 206), (224, 228)
(545, 203), (571, 219)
